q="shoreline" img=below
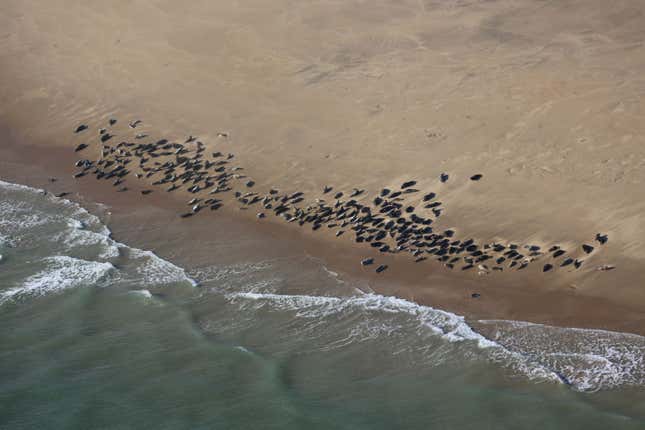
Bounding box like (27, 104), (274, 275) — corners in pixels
(2, 132), (644, 336)
(2, 0), (645, 337)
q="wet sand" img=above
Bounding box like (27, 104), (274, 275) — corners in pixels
(1, 137), (644, 336)
(1, 0), (645, 334)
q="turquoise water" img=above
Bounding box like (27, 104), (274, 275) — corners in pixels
(1, 180), (644, 429)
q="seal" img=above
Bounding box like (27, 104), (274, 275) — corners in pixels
(553, 249), (565, 258)
(74, 124), (88, 133)
(375, 264), (388, 273)
(560, 258), (574, 267)
(595, 233), (608, 245)
(423, 192), (436, 202)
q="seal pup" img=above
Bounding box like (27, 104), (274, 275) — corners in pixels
(141, 190), (152, 195)
(74, 124), (88, 133)
(582, 244), (594, 254)
(543, 263), (553, 272)
(440, 173), (449, 183)
(470, 174), (483, 181)
(109, 118), (117, 126)
(323, 185), (333, 194)
(361, 258), (374, 266)
(595, 233), (608, 245)
(75, 143), (88, 152)
(401, 180), (416, 189)
(375, 264), (388, 273)
(129, 119), (142, 128)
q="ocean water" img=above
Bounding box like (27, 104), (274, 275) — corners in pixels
(1, 179), (644, 429)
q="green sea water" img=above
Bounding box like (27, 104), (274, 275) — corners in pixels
(1, 179), (644, 429)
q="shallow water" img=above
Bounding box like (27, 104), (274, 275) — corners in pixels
(1, 180), (644, 429)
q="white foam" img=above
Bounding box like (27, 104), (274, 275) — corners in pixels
(478, 319), (645, 392)
(1, 256), (115, 302)
(128, 248), (198, 287)
(190, 261), (274, 283)
(227, 290), (560, 384)
(320, 265), (349, 287)
(231, 292), (496, 347)
(130, 289), (153, 299)
(55, 219), (120, 260)
(1, 179), (196, 288)
(0, 180), (39, 193)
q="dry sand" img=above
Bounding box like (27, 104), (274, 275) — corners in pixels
(1, 0), (644, 333)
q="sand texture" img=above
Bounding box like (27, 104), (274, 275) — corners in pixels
(1, 0), (644, 333)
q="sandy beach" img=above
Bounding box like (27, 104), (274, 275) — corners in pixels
(1, 0), (645, 335)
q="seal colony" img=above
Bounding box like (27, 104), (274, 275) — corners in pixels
(70, 119), (613, 276)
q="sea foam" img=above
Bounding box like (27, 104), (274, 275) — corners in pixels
(0, 256), (115, 302)
(227, 288), (645, 392)
(0, 180), (198, 300)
